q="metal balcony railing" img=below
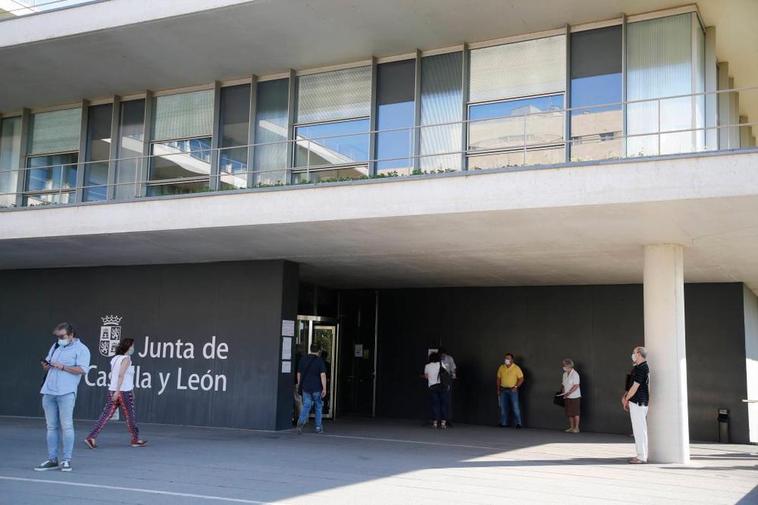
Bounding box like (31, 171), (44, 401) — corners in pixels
(0, 86), (756, 210)
(0, 0), (101, 20)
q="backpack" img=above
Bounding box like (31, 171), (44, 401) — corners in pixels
(438, 363), (453, 390)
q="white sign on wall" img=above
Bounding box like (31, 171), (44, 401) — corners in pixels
(281, 320), (295, 337)
(282, 337), (292, 360)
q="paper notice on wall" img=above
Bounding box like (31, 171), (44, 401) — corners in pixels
(282, 337), (292, 360)
(281, 319), (295, 337)
(281, 360), (291, 373)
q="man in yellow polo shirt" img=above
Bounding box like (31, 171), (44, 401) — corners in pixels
(496, 353), (524, 428)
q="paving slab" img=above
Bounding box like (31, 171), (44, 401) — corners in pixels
(0, 416), (756, 505)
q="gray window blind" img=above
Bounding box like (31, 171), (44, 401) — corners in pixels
(152, 90), (214, 141)
(297, 66), (372, 123)
(29, 108), (82, 155)
(469, 35), (566, 102)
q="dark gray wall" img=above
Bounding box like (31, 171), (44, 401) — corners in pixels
(0, 260), (298, 430)
(370, 283), (750, 442)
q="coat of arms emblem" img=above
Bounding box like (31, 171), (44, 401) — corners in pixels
(99, 315), (123, 357)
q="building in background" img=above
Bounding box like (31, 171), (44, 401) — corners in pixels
(1, 0), (758, 464)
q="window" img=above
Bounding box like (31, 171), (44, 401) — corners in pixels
(468, 94), (565, 168)
(218, 84), (251, 190)
(149, 90), (213, 195)
(570, 26), (622, 161)
(294, 67), (371, 182)
(28, 108), (82, 155)
(0, 117), (22, 208)
(469, 36), (566, 102)
(375, 59), (415, 175)
(419, 52), (463, 172)
(25, 108), (82, 205)
(83, 104), (112, 201)
(24, 153), (79, 206)
(468, 35), (566, 169)
(115, 100), (145, 200)
(297, 66), (371, 123)
(626, 13), (702, 156)
(294, 119), (370, 177)
(253, 79), (289, 186)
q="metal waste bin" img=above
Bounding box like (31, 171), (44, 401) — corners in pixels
(718, 408), (729, 443)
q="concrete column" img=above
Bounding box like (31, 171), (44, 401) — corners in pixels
(643, 244), (690, 464)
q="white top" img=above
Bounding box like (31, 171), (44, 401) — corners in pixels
(424, 362), (450, 388)
(109, 355), (134, 392)
(562, 368), (581, 399)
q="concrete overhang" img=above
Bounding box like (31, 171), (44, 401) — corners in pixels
(2, 152), (758, 291)
(0, 0), (757, 122)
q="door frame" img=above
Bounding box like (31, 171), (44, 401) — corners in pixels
(297, 315), (340, 419)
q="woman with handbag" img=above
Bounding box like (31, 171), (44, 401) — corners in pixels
(423, 352), (449, 429)
(84, 338), (147, 448)
(557, 358), (581, 433)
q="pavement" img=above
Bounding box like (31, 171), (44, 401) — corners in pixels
(0, 416), (756, 505)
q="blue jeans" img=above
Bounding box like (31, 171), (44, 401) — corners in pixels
(430, 386), (449, 422)
(298, 391), (323, 429)
(499, 389), (522, 427)
(42, 393), (76, 461)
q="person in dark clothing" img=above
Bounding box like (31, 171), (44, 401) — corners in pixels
(292, 344), (304, 424)
(621, 346), (650, 464)
(438, 347), (456, 426)
(423, 352), (450, 429)
(296, 343), (327, 434)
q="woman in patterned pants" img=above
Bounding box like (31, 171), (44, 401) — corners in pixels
(84, 338), (147, 448)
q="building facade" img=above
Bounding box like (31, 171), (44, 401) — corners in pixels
(1, 0), (758, 463)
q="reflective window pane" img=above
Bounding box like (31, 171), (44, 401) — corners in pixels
(469, 94), (564, 151)
(375, 60), (415, 175)
(84, 103), (112, 201)
(253, 79), (289, 186)
(420, 52), (462, 172)
(24, 153), (78, 206)
(0, 117), (22, 208)
(219, 84), (251, 190)
(115, 100), (144, 200)
(297, 66), (371, 123)
(29, 108), (82, 155)
(470, 35), (566, 102)
(149, 137), (212, 195)
(570, 26), (622, 161)
(294, 119), (370, 171)
(152, 90), (214, 141)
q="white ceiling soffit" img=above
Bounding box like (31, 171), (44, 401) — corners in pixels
(0, 0), (756, 122)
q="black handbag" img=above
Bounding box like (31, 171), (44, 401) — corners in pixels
(553, 390), (565, 407)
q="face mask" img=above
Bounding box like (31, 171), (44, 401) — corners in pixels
(562, 367), (569, 372)
(58, 338), (69, 346)
(631, 353), (637, 362)
(127, 347), (135, 356)
(504, 359), (512, 365)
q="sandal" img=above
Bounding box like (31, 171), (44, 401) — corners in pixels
(628, 458), (645, 464)
(84, 438), (96, 449)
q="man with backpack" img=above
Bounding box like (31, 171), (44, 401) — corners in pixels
(295, 343), (327, 434)
(423, 352), (452, 429)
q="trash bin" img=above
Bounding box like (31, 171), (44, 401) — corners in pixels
(718, 408), (729, 443)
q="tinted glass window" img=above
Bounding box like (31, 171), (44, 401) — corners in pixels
(376, 60), (415, 174)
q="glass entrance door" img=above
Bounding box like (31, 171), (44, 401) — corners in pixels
(296, 316), (339, 419)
